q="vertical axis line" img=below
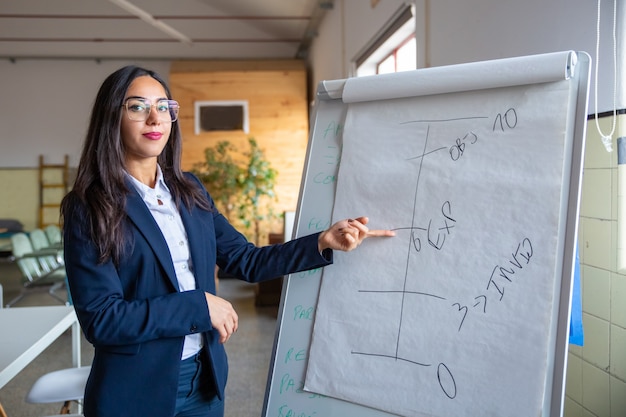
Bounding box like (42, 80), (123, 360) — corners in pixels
(395, 125), (430, 358)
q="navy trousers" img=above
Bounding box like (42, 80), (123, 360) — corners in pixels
(174, 351), (224, 417)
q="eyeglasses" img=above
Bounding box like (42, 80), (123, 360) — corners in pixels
(122, 98), (180, 122)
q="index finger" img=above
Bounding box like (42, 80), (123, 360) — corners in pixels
(366, 229), (396, 238)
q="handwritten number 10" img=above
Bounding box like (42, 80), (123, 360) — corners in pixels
(493, 108), (517, 132)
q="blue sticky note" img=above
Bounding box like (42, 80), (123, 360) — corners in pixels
(569, 245), (583, 346)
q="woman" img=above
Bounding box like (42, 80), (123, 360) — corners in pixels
(61, 65), (394, 417)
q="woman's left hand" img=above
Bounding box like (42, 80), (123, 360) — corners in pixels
(318, 216), (395, 253)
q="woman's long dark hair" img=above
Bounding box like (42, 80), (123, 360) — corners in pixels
(61, 65), (211, 265)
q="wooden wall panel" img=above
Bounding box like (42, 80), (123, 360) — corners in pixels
(169, 60), (309, 241)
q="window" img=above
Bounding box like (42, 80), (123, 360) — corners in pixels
(377, 35), (416, 75)
(353, 5), (416, 77)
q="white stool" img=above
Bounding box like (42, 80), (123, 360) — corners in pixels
(26, 366), (90, 415)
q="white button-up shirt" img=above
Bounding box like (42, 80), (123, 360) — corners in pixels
(126, 165), (203, 360)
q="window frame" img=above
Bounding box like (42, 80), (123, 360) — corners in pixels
(352, 4), (417, 77)
(376, 33), (417, 74)
(193, 100), (250, 135)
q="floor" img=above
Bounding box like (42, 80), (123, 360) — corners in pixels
(0, 259), (279, 416)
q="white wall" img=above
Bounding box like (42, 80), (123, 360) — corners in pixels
(308, 0), (619, 114)
(0, 59), (170, 168)
(427, 0), (597, 65)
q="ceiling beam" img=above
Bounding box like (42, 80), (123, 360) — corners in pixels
(107, 0), (193, 45)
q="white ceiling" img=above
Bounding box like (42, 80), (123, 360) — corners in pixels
(0, 0), (333, 61)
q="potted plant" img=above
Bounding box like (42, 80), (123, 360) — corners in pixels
(192, 138), (279, 245)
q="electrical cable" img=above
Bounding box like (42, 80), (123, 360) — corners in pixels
(594, 0), (617, 152)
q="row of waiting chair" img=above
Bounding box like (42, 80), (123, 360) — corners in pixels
(6, 224), (68, 308)
(3, 225), (88, 415)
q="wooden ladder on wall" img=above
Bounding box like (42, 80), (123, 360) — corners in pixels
(38, 154), (69, 228)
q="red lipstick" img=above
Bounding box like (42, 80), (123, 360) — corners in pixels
(143, 132), (162, 140)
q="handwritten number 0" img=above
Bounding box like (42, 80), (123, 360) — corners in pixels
(449, 138), (465, 161)
(437, 363), (457, 399)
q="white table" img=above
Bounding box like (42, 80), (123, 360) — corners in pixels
(0, 305), (81, 416)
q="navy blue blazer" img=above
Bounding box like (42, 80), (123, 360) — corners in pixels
(63, 173), (331, 417)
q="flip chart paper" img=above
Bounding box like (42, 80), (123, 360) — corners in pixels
(304, 80), (571, 417)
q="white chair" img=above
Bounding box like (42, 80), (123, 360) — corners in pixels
(44, 224), (63, 247)
(6, 232), (67, 307)
(26, 366), (90, 416)
(29, 228), (64, 270)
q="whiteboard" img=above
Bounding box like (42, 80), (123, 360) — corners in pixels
(263, 51), (590, 417)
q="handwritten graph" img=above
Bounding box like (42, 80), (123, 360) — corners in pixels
(304, 82), (571, 417)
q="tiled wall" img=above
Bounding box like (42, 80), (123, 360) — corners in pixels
(565, 112), (626, 417)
